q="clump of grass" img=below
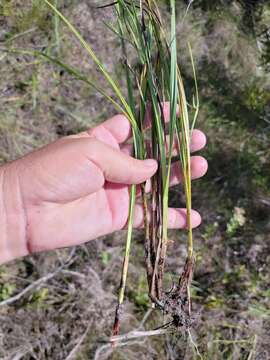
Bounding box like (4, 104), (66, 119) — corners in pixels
(43, 0), (199, 337)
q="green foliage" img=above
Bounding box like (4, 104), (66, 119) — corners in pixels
(129, 275), (149, 309)
(43, 0), (199, 326)
(0, 283), (16, 301)
(29, 287), (49, 307)
(1, 0), (50, 36)
(0, 0), (13, 16)
(244, 84), (270, 112)
(220, 265), (251, 298)
(206, 295), (225, 310)
(202, 222), (218, 241)
(1, 1), (269, 358)
(226, 207), (246, 236)
(190, 282), (203, 300)
(248, 304), (270, 318)
(101, 251), (111, 266)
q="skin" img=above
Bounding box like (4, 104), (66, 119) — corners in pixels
(0, 105), (207, 264)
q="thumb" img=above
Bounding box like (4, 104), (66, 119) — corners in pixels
(85, 138), (158, 184)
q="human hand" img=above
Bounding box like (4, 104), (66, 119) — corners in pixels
(0, 105), (207, 264)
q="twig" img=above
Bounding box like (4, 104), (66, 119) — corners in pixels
(0, 248), (75, 307)
(10, 352), (29, 360)
(97, 1), (118, 8)
(0, 53), (7, 62)
(62, 270), (86, 279)
(110, 328), (171, 343)
(65, 323), (91, 360)
(213, 339), (254, 344)
(94, 339), (145, 360)
(0, 270), (61, 306)
(138, 309), (152, 329)
(96, 309), (153, 358)
(185, 0), (195, 16)
(188, 329), (203, 360)
(94, 343), (113, 360)
(247, 334), (257, 360)
(4, 28), (37, 44)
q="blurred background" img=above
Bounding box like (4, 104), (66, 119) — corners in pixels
(0, 1), (269, 359)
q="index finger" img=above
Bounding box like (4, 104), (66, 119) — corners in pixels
(73, 102), (175, 146)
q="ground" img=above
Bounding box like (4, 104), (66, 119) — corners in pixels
(0, 1), (269, 359)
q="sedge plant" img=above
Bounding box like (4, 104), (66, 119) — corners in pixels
(42, 0), (199, 336)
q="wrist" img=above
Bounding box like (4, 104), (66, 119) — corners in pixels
(0, 163), (28, 264)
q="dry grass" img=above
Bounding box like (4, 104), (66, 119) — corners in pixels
(0, 1), (269, 359)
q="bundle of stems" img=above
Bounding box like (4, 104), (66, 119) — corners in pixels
(44, 0), (199, 336)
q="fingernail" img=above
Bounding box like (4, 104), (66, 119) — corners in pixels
(144, 159), (157, 168)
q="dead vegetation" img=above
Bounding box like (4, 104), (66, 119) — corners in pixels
(0, 1), (269, 359)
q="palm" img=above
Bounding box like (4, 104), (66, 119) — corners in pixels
(15, 111), (207, 254)
(16, 131), (129, 253)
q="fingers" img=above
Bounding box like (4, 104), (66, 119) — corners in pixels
(144, 101), (173, 129)
(19, 136), (157, 205)
(72, 103), (207, 161)
(84, 138), (158, 185)
(72, 102), (175, 147)
(190, 129), (207, 153)
(136, 155), (208, 196)
(121, 129), (207, 156)
(88, 114), (132, 146)
(89, 102), (172, 146)
(133, 204), (202, 229)
(71, 114), (132, 149)
(170, 156), (208, 186)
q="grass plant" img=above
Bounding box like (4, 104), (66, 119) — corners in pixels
(43, 0), (199, 337)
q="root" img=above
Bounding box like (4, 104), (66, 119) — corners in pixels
(112, 303), (123, 336)
(149, 255), (196, 331)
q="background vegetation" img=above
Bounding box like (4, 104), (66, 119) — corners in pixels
(0, 0), (269, 359)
